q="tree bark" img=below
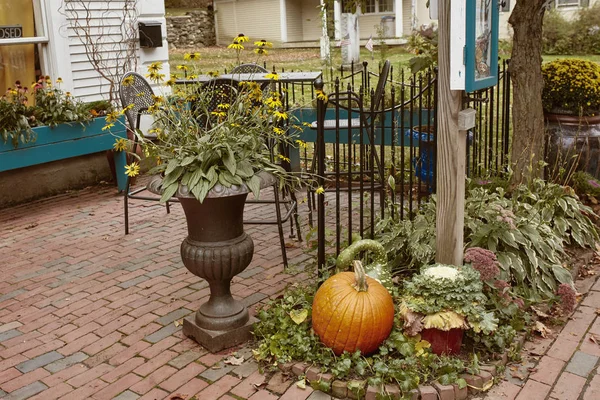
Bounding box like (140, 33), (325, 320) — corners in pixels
(508, 1), (547, 185)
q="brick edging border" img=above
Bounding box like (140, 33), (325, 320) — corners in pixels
(278, 334), (527, 399)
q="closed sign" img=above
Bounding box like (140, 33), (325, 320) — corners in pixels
(0, 25), (23, 39)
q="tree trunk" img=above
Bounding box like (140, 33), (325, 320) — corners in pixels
(508, 1), (547, 185)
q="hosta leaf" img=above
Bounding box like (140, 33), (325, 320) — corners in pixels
(247, 175), (261, 199)
(552, 265), (573, 285)
(223, 146), (237, 175)
(160, 182), (178, 203)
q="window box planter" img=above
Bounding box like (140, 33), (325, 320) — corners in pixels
(0, 116), (128, 191)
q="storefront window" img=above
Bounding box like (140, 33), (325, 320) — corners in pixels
(0, 0), (45, 95)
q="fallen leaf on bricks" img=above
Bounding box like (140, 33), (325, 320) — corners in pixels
(531, 306), (549, 319)
(590, 334), (600, 345)
(534, 321), (551, 338)
(224, 355), (244, 366)
(297, 377), (306, 389)
(174, 319), (183, 327)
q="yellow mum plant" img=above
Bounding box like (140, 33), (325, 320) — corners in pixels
(542, 58), (600, 117)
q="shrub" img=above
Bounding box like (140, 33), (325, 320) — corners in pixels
(543, 5), (600, 55)
(542, 11), (575, 55)
(541, 58), (600, 116)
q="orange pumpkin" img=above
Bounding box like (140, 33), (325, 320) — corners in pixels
(312, 261), (395, 355)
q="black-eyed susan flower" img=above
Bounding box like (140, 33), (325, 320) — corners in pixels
(165, 78), (177, 87)
(254, 39), (273, 47)
(265, 72), (279, 80)
(102, 123), (115, 131)
(273, 110), (288, 120)
(148, 61), (163, 72)
(125, 162), (140, 177)
(295, 139), (307, 148)
(105, 110), (120, 123)
(273, 127), (284, 135)
(146, 71), (165, 82)
(113, 138), (127, 152)
(122, 75), (135, 86)
(228, 40), (244, 51)
(277, 154), (291, 163)
(265, 96), (282, 108)
(176, 65), (188, 71)
(315, 187), (325, 195)
(184, 52), (200, 60)
(316, 90), (328, 101)
(55, 77), (63, 84)
(236, 33), (250, 43)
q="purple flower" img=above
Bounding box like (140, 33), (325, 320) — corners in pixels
(588, 179), (600, 188)
(464, 247), (500, 281)
(557, 283), (577, 314)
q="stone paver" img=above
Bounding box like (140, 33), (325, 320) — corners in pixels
(2, 178), (600, 400)
(564, 351), (599, 377)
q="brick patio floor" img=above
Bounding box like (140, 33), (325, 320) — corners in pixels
(1, 181), (600, 400)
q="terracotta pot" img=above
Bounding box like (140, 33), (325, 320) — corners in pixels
(420, 328), (464, 355)
(545, 112), (600, 179)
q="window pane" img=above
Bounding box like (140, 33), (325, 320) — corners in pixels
(379, 0), (394, 12)
(0, 0), (37, 94)
(557, 0), (579, 6)
(365, 0), (376, 13)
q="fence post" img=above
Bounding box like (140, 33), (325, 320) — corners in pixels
(315, 79), (327, 275)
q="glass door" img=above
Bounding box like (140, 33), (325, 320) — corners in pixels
(0, 0), (41, 94)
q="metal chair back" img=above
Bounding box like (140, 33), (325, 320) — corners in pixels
(119, 71), (155, 134)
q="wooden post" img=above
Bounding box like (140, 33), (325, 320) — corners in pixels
(436, 0), (466, 265)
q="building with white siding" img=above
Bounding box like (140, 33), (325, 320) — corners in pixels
(0, 0), (170, 103)
(212, 0), (597, 46)
(0, 0), (170, 207)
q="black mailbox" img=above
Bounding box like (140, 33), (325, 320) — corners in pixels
(139, 22), (163, 48)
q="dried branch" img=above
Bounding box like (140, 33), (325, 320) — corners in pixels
(59, 0), (139, 104)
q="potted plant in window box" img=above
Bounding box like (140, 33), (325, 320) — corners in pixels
(111, 63), (302, 352)
(400, 264), (498, 355)
(0, 78), (128, 190)
(543, 58), (600, 180)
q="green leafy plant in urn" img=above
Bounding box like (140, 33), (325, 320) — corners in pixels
(113, 62), (299, 352)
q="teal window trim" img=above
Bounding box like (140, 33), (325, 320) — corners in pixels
(465, 0), (499, 93)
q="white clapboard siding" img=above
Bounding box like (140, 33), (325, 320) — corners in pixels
(62, 0), (139, 101)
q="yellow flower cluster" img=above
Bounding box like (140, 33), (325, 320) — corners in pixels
(542, 58), (600, 116)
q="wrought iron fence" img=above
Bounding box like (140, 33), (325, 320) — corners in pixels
(299, 60), (512, 271)
(254, 60), (512, 271)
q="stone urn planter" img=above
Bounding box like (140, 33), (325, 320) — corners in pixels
(148, 172), (276, 353)
(545, 113), (600, 180)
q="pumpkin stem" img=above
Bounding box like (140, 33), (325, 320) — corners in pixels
(353, 260), (369, 292)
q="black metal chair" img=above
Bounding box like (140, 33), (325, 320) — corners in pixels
(231, 63), (274, 93)
(119, 71), (172, 234)
(196, 77), (301, 268)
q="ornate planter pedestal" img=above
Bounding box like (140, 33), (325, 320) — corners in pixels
(148, 173), (275, 353)
(545, 113), (600, 179)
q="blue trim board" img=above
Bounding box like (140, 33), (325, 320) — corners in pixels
(465, 0), (499, 93)
(0, 116), (128, 191)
